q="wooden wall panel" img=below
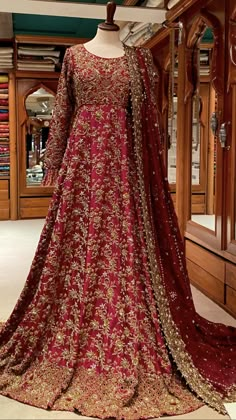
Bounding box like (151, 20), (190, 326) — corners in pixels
(226, 262), (236, 290)
(20, 208), (48, 218)
(171, 193), (205, 214)
(20, 197), (51, 208)
(0, 180), (9, 191)
(0, 180), (10, 220)
(186, 240), (236, 317)
(19, 197), (51, 219)
(186, 241), (224, 281)
(0, 207), (10, 219)
(226, 286), (236, 316)
(187, 259), (224, 304)
(0, 189), (8, 201)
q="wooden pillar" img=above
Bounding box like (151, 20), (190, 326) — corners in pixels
(8, 72), (18, 219)
(175, 37), (192, 237)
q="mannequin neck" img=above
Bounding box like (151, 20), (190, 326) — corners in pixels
(84, 27), (124, 58)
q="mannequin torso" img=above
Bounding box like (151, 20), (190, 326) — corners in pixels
(84, 27), (125, 58)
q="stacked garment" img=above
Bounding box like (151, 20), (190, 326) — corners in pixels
(200, 49), (210, 75)
(17, 45), (61, 72)
(0, 75), (10, 177)
(0, 47), (14, 69)
(0, 144), (10, 177)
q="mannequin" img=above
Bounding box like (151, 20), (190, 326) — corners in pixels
(1, 3), (236, 418)
(84, 1), (125, 58)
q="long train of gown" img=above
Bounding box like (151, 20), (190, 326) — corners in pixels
(0, 44), (236, 419)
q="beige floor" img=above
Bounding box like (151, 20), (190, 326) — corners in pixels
(0, 219), (235, 419)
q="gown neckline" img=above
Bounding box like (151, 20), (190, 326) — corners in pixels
(81, 43), (126, 60)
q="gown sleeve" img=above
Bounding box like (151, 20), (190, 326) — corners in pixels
(41, 48), (74, 186)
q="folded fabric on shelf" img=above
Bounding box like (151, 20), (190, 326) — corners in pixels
(0, 76), (8, 83)
(18, 48), (60, 57)
(0, 54), (13, 58)
(18, 66), (55, 72)
(0, 114), (9, 120)
(0, 47), (13, 54)
(0, 101), (8, 106)
(18, 56), (59, 64)
(0, 64), (13, 68)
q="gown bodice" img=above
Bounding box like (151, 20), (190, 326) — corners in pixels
(71, 45), (130, 109)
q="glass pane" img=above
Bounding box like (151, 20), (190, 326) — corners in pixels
(192, 95), (201, 186)
(25, 88), (55, 186)
(191, 40), (216, 232)
(167, 93), (177, 184)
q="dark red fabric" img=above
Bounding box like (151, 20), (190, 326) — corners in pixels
(136, 48), (236, 396)
(0, 100), (8, 106)
(0, 114), (8, 121)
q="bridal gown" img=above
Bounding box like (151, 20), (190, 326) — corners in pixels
(0, 44), (236, 420)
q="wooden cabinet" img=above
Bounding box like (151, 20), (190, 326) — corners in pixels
(186, 241), (236, 317)
(186, 240), (225, 306)
(0, 179), (9, 219)
(0, 35), (85, 219)
(226, 263), (236, 315)
(147, 0), (236, 317)
(14, 35), (84, 219)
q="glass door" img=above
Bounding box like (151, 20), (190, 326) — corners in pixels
(186, 19), (225, 250)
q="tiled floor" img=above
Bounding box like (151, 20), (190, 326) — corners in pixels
(0, 219), (235, 419)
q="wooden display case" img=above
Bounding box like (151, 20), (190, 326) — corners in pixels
(146, 0), (236, 317)
(0, 179), (9, 219)
(0, 35), (87, 219)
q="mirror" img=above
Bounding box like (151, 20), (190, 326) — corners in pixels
(25, 87), (55, 186)
(167, 91), (178, 184)
(167, 38), (178, 185)
(190, 29), (216, 232)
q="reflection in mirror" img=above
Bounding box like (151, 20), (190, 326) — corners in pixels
(191, 28), (216, 232)
(192, 94), (201, 186)
(168, 92), (177, 183)
(167, 30), (178, 185)
(25, 87), (55, 186)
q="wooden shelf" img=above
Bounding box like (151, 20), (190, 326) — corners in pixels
(0, 68), (13, 73)
(15, 34), (87, 46)
(15, 70), (60, 79)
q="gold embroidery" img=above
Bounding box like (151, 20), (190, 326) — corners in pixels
(0, 44), (228, 419)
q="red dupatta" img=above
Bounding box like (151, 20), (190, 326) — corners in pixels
(125, 44), (236, 413)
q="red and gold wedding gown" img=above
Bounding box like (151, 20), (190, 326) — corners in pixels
(0, 44), (236, 419)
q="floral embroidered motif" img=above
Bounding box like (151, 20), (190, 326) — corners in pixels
(0, 44), (236, 419)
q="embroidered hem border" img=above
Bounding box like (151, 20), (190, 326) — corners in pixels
(0, 362), (202, 419)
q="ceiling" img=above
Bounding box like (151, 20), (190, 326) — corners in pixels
(13, 14), (103, 38)
(0, 1), (213, 45)
(1, 0), (167, 41)
(13, 0), (125, 39)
